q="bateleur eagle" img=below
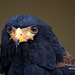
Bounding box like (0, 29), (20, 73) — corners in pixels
(0, 15), (75, 75)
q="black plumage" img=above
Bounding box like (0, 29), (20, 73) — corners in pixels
(0, 15), (75, 75)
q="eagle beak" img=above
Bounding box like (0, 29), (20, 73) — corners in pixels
(14, 28), (22, 49)
(15, 37), (19, 48)
(15, 37), (19, 53)
(14, 28), (34, 48)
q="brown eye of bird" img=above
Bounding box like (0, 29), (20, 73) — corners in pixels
(31, 26), (38, 33)
(7, 26), (12, 33)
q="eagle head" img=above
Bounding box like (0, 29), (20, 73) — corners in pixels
(1, 15), (64, 73)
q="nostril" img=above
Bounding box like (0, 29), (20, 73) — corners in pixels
(20, 34), (22, 36)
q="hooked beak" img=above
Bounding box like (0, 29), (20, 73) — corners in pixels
(15, 37), (19, 48)
(14, 28), (22, 49)
(15, 37), (19, 53)
(14, 28), (34, 48)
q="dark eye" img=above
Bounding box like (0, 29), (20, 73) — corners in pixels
(7, 25), (12, 33)
(31, 26), (38, 33)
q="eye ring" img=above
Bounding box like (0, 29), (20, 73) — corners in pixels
(7, 25), (13, 33)
(30, 26), (38, 33)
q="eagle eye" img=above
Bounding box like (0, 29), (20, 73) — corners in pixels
(7, 25), (12, 33)
(31, 26), (38, 33)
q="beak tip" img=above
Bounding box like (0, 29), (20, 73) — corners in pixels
(15, 38), (19, 48)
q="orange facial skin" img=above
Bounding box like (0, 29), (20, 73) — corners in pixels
(7, 25), (38, 43)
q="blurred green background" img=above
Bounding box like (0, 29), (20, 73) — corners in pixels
(0, 0), (75, 56)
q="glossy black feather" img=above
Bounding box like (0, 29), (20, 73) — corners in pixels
(1, 15), (69, 75)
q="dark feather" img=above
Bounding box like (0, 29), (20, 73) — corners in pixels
(1, 15), (74, 75)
